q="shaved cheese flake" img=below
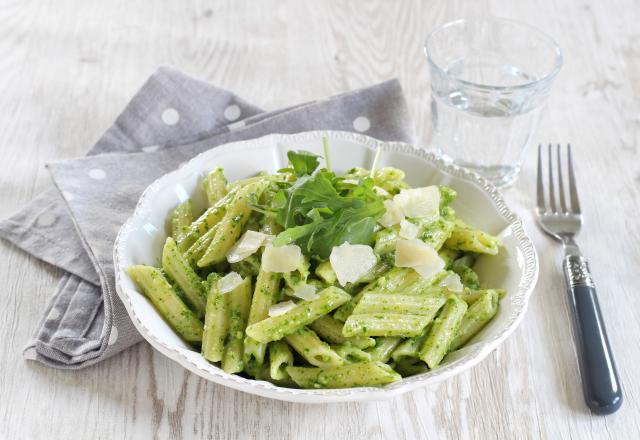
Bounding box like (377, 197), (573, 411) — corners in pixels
(217, 272), (244, 294)
(440, 272), (463, 292)
(291, 283), (319, 301)
(399, 219), (420, 240)
(395, 239), (446, 280)
(226, 230), (273, 263)
(413, 260), (446, 281)
(262, 244), (303, 273)
(378, 199), (404, 227)
(395, 239), (437, 267)
(373, 185), (390, 198)
(394, 186), (440, 219)
(342, 179), (359, 185)
(268, 300), (297, 317)
(329, 242), (377, 286)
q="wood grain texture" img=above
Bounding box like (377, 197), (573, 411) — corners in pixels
(1, 0), (639, 439)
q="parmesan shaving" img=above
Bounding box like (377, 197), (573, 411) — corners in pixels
(329, 242), (377, 286)
(393, 186), (440, 219)
(413, 261), (446, 281)
(399, 219), (420, 240)
(268, 300), (297, 317)
(291, 283), (319, 301)
(217, 272), (244, 294)
(262, 244), (303, 273)
(440, 272), (464, 293)
(378, 199), (404, 227)
(226, 230), (273, 263)
(395, 239), (446, 280)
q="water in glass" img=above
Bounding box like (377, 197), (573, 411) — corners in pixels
(431, 59), (541, 187)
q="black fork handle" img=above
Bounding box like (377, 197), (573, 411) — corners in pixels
(564, 255), (623, 414)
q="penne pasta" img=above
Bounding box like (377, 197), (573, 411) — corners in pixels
(162, 237), (207, 318)
(419, 295), (468, 368)
(201, 274), (229, 362)
(198, 179), (269, 267)
(221, 276), (253, 373)
(202, 167), (227, 206)
(244, 268), (282, 370)
(287, 362), (401, 389)
(170, 200), (193, 243)
(245, 286), (350, 343)
(128, 265), (203, 343)
(126, 147), (506, 388)
(450, 289), (499, 350)
(268, 341), (294, 381)
(285, 327), (343, 368)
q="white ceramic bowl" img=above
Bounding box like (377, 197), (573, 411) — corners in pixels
(113, 130), (538, 403)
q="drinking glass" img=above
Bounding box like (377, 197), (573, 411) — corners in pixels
(425, 17), (562, 187)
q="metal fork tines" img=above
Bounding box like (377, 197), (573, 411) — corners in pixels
(536, 143), (582, 247)
(535, 143), (622, 415)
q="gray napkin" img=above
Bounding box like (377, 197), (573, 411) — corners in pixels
(1, 66), (415, 369)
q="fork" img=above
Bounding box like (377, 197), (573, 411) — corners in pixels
(536, 144), (623, 414)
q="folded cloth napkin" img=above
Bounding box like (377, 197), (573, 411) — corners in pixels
(0, 66), (415, 369)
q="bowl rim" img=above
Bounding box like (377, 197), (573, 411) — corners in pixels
(113, 130), (539, 403)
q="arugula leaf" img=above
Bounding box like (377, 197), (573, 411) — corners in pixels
(287, 150), (321, 176)
(273, 204), (382, 259)
(276, 171), (351, 229)
(273, 164), (385, 259)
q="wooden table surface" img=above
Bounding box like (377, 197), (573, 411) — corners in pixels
(1, 1), (639, 439)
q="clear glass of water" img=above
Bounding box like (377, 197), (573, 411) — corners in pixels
(425, 17), (562, 187)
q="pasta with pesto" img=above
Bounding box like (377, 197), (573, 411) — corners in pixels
(127, 143), (506, 389)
